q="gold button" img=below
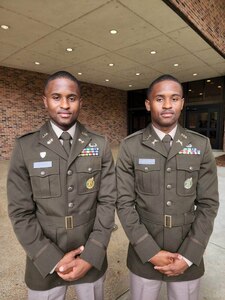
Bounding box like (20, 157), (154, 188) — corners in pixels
(166, 184), (172, 189)
(68, 202), (73, 208)
(88, 167), (92, 172)
(144, 167), (148, 171)
(189, 166), (193, 171)
(166, 167), (171, 172)
(40, 171), (45, 176)
(166, 201), (172, 206)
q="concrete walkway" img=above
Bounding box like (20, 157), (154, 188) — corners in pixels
(1, 151), (225, 299)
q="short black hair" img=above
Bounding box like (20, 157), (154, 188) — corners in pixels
(147, 74), (183, 98)
(44, 70), (81, 95)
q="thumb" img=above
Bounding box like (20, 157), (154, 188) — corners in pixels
(71, 245), (84, 257)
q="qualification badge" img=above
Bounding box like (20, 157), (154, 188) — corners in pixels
(184, 177), (193, 189)
(86, 177), (95, 189)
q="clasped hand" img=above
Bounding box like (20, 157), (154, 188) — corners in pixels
(149, 250), (188, 277)
(55, 246), (92, 281)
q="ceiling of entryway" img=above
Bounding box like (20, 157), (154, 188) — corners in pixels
(0, 0), (224, 90)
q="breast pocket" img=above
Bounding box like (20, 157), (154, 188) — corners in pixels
(29, 160), (61, 199)
(134, 157), (160, 195)
(76, 157), (102, 194)
(176, 155), (200, 196)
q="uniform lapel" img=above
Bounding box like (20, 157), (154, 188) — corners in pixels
(142, 124), (167, 157)
(168, 125), (191, 160)
(67, 122), (91, 167)
(39, 121), (68, 160)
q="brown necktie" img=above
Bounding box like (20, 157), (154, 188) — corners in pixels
(60, 132), (71, 156)
(162, 134), (172, 153)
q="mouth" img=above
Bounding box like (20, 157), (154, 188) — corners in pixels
(58, 112), (71, 118)
(161, 111), (174, 118)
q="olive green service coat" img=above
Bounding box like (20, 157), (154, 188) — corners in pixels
(116, 124), (219, 282)
(7, 121), (116, 290)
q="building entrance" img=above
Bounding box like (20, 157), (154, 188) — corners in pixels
(185, 104), (222, 149)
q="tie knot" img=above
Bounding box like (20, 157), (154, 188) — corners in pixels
(162, 134), (172, 143)
(60, 132), (71, 141)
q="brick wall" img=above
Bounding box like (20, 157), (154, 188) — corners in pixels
(0, 66), (127, 160)
(164, 0), (225, 56)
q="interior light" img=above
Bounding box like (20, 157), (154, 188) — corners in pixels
(78, 72), (82, 75)
(150, 51), (156, 55)
(110, 29), (118, 35)
(193, 73), (198, 76)
(1, 24), (9, 30)
(105, 79), (109, 82)
(34, 61), (40, 65)
(129, 84), (133, 87)
(174, 63), (179, 67)
(66, 48), (73, 52)
(207, 79), (211, 83)
(135, 72), (141, 76)
(109, 63), (114, 67)
(218, 85), (222, 89)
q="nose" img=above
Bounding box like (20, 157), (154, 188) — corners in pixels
(60, 97), (69, 109)
(162, 98), (172, 109)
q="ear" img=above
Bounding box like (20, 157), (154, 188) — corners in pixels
(42, 95), (48, 108)
(181, 98), (184, 111)
(145, 99), (151, 112)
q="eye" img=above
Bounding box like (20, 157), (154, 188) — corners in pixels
(156, 97), (164, 102)
(68, 95), (78, 102)
(172, 96), (181, 102)
(52, 95), (60, 101)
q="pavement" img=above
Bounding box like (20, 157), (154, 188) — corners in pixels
(0, 148), (225, 300)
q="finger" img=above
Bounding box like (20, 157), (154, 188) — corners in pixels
(70, 245), (84, 257)
(59, 261), (76, 273)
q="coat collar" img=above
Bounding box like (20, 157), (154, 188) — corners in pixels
(142, 123), (191, 159)
(39, 121), (91, 164)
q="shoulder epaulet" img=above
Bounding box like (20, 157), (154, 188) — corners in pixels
(185, 129), (208, 140)
(17, 129), (39, 139)
(124, 129), (144, 140)
(81, 128), (105, 139)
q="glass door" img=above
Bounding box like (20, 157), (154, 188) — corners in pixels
(185, 105), (221, 149)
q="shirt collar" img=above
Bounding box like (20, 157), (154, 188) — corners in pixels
(152, 124), (177, 141)
(50, 121), (76, 139)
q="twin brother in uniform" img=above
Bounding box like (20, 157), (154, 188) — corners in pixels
(7, 71), (116, 300)
(116, 75), (219, 300)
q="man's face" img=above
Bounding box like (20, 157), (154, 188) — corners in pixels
(145, 80), (184, 133)
(43, 77), (82, 131)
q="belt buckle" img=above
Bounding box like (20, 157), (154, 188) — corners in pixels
(164, 215), (172, 228)
(65, 216), (73, 229)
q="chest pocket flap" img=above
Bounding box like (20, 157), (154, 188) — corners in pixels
(76, 157), (102, 194)
(28, 159), (61, 198)
(134, 156), (160, 195)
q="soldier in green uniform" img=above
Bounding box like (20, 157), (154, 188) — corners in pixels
(116, 74), (219, 300)
(7, 71), (116, 300)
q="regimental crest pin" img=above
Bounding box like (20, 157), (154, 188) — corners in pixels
(184, 177), (193, 189)
(40, 152), (46, 158)
(86, 177), (95, 189)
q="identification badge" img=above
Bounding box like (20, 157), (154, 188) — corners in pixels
(139, 158), (155, 165)
(33, 161), (52, 168)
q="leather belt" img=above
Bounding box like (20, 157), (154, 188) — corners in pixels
(136, 206), (195, 228)
(36, 208), (96, 230)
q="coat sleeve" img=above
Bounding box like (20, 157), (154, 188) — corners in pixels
(116, 140), (161, 264)
(178, 138), (219, 265)
(80, 138), (116, 270)
(7, 139), (64, 278)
